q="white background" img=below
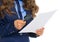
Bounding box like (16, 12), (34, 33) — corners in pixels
(29, 0), (60, 42)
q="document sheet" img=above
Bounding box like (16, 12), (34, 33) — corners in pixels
(19, 11), (56, 33)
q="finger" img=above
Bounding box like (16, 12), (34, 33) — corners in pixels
(17, 24), (25, 29)
(37, 32), (43, 35)
(23, 21), (26, 23)
(40, 27), (44, 29)
(39, 27), (44, 30)
(17, 21), (26, 27)
(36, 27), (44, 31)
(16, 20), (24, 24)
(36, 28), (44, 33)
(20, 21), (26, 24)
(36, 30), (44, 36)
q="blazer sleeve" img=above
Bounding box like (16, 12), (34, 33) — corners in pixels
(28, 33), (39, 38)
(0, 18), (19, 37)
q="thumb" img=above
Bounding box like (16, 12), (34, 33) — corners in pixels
(23, 21), (26, 23)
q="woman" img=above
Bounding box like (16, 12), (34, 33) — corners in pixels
(0, 0), (44, 42)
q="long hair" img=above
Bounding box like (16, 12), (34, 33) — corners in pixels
(0, 0), (15, 19)
(23, 0), (39, 18)
(0, 0), (39, 19)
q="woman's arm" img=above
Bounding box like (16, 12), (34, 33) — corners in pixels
(28, 28), (44, 38)
(28, 27), (44, 38)
(0, 18), (18, 37)
(0, 17), (26, 37)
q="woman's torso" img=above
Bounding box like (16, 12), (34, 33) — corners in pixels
(0, 0), (33, 42)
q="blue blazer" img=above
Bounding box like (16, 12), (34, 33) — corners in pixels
(0, 0), (38, 42)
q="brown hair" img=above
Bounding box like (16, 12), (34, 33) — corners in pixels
(0, 0), (39, 19)
(23, 0), (39, 18)
(0, 0), (15, 19)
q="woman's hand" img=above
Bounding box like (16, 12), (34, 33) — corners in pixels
(35, 27), (44, 36)
(14, 20), (26, 30)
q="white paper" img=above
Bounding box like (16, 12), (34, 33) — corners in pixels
(19, 10), (56, 33)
